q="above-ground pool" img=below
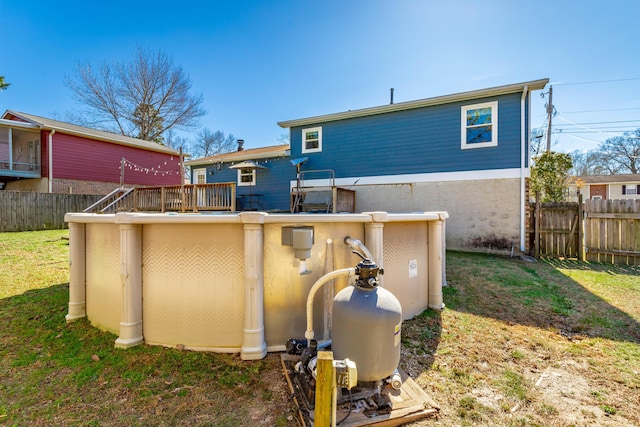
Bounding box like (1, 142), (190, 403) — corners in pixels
(64, 211), (447, 359)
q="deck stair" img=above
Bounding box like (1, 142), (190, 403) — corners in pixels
(83, 187), (134, 214)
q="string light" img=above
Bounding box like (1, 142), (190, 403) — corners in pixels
(117, 157), (181, 177)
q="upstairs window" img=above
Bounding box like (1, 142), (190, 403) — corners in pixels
(461, 101), (498, 149)
(302, 127), (322, 153)
(237, 168), (256, 186)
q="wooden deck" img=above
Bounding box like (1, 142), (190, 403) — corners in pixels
(85, 183), (236, 214)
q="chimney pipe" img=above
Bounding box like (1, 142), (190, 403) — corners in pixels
(237, 139), (244, 151)
(390, 88), (394, 105)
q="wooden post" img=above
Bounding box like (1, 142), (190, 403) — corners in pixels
(534, 192), (540, 258)
(315, 351), (334, 427)
(577, 193), (584, 261)
(120, 157), (125, 187)
(180, 147), (186, 213)
(192, 186), (198, 213)
(231, 184), (236, 212)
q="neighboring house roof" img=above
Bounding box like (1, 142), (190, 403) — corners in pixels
(277, 79), (549, 128)
(569, 174), (640, 185)
(1, 110), (180, 155)
(186, 144), (290, 167)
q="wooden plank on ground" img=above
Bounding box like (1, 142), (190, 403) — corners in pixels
(281, 354), (439, 427)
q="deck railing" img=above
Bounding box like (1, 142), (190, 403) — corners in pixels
(86, 183), (236, 214)
(134, 183), (236, 213)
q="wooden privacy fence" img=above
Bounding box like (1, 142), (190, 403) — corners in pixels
(0, 191), (101, 232)
(531, 199), (582, 260)
(530, 197), (640, 265)
(584, 198), (640, 265)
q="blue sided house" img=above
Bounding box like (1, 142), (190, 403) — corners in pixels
(189, 78), (549, 253)
(187, 143), (292, 212)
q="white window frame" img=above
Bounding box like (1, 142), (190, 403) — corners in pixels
(301, 126), (322, 154)
(461, 101), (498, 149)
(237, 168), (256, 186)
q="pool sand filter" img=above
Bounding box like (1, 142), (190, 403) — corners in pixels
(285, 237), (403, 425)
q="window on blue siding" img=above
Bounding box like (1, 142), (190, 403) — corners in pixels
(302, 127), (322, 153)
(237, 168), (256, 186)
(461, 101), (498, 149)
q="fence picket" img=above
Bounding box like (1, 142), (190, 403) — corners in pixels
(0, 191), (101, 232)
(531, 198), (640, 265)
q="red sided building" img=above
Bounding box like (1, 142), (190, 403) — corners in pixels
(0, 110), (183, 194)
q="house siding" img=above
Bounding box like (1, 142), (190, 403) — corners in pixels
(282, 90), (530, 252)
(290, 93), (524, 178)
(199, 155), (294, 211)
(51, 133), (181, 186)
(41, 130), (49, 178)
(589, 184), (607, 199)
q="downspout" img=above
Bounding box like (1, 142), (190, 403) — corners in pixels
(48, 129), (55, 193)
(520, 86), (529, 252)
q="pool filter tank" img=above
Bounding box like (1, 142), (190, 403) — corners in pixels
(331, 248), (402, 384)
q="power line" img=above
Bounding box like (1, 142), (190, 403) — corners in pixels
(555, 130), (637, 134)
(561, 133), (602, 145)
(561, 106), (640, 114)
(553, 77), (640, 86)
(555, 115), (626, 138)
(553, 119), (640, 126)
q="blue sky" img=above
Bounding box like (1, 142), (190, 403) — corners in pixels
(1, 0), (638, 154)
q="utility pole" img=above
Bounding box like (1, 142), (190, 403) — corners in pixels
(545, 85), (553, 152)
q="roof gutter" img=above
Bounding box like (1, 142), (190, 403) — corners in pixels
(4, 111), (180, 156)
(278, 79), (549, 128)
(0, 118), (40, 130)
(186, 148), (291, 167)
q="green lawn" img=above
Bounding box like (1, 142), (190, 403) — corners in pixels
(1, 231), (639, 426)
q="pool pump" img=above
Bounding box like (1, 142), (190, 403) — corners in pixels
(286, 237), (403, 420)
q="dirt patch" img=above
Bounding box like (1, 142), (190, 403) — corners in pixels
(249, 355), (299, 425)
(528, 361), (635, 427)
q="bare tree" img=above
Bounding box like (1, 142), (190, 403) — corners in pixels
(597, 130), (640, 174)
(277, 133), (290, 145)
(192, 128), (236, 158)
(163, 129), (190, 151)
(570, 129), (640, 175)
(530, 127), (545, 157)
(65, 48), (205, 143)
(569, 149), (611, 176)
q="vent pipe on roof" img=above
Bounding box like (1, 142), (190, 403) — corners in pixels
(390, 88), (394, 105)
(237, 139), (244, 151)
